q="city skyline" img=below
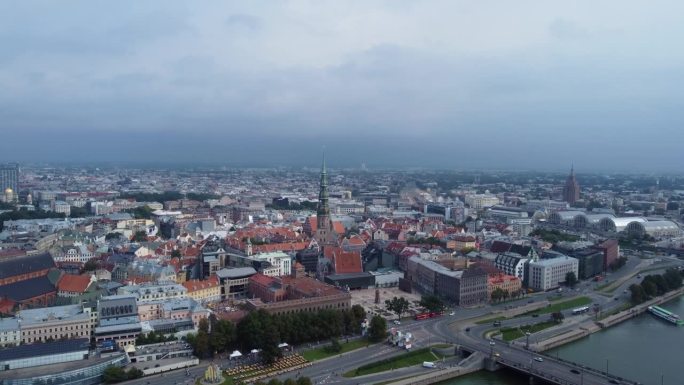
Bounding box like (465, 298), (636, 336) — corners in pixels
(1, 1), (683, 171)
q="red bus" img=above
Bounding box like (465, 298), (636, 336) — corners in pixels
(415, 313), (430, 320)
(415, 311), (443, 320)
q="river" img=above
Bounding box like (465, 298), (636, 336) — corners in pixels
(440, 295), (684, 385)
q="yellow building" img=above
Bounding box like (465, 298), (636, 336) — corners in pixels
(182, 276), (221, 304)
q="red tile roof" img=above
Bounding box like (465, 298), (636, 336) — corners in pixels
(330, 249), (362, 274)
(182, 276), (219, 292)
(57, 274), (92, 293)
(249, 273), (277, 287)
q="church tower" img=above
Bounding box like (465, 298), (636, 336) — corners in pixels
(315, 154), (338, 246)
(562, 165), (580, 204)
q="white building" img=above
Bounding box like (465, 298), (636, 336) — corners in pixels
(117, 282), (187, 303)
(494, 253), (529, 281)
(251, 252), (292, 277)
(52, 201), (71, 216)
(528, 256), (579, 291)
(465, 194), (500, 210)
(0, 318), (20, 347)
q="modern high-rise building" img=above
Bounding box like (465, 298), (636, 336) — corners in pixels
(0, 163), (19, 196)
(562, 166), (580, 204)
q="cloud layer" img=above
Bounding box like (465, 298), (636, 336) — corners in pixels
(1, 1), (683, 171)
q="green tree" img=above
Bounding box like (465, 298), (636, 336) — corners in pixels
(385, 296), (410, 320)
(629, 283), (646, 304)
(565, 271), (578, 288)
(283, 379), (297, 385)
(551, 311), (565, 324)
(267, 380), (283, 385)
(199, 318), (210, 333)
(419, 294), (445, 312)
(132, 231), (148, 242)
(126, 206), (154, 219)
(210, 318), (235, 354)
(105, 232), (122, 241)
(651, 275), (670, 295)
(83, 259), (98, 272)
(490, 288), (503, 303)
(260, 316), (283, 364)
(69, 206), (90, 218)
(325, 338), (342, 353)
(126, 367), (144, 380)
(641, 280), (658, 298)
(102, 366), (128, 383)
(296, 378), (313, 385)
(368, 315), (387, 342)
(664, 268), (683, 289)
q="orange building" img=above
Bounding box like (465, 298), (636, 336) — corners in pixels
(487, 273), (522, 302)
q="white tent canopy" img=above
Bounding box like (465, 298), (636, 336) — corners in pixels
(250, 349), (260, 354)
(277, 343), (289, 348)
(229, 350), (243, 359)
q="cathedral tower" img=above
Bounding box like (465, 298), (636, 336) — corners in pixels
(563, 165), (580, 204)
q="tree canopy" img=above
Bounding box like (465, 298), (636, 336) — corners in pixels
(368, 315), (387, 342)
(419, 294), (445, 312)
(385, 296), (410, 320)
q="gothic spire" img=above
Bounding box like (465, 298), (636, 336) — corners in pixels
(317, 153), (330, 218)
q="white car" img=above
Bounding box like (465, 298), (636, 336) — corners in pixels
(449, 312), (455, 316)
(534, 357), (544, 362)
(393, 320), (401, 325)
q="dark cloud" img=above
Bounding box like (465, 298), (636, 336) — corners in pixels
(0, 1), (682, 171)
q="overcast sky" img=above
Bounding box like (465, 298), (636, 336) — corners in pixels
(1, 1), (683, 171)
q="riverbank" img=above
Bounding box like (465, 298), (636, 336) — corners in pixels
(530, 287), (684, 351)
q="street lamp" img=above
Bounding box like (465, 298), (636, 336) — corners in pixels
(489, 341), (495, 358)
(606, 358), (609, 374)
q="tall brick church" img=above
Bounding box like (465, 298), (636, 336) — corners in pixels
(314, 155), (340, 247)
(563, 166), (580, 204)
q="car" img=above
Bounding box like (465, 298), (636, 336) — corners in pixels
(393, 320), (401, 325)
(614, 297), (619, 301)
(493, 321), (501, 326)
(465, 327), (471, 332)
(637, 274), (642, 278)
(528, 299), (534, 303)
(534, 357), (544, 362)
(449, 311), (455, 316)
(608, 380), (620, 384)
(532, 313), (539, 318)
(494, 353), (500, 357)
(570, 369), (580, 374)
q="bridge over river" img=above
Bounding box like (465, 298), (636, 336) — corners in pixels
(461, 340), (642, 385)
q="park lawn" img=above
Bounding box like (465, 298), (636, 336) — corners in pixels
(343, 348), (443, 377)
(475, 316), (506, 325)
(527, 296), (592, 316)
(302, 338), (369, 361)
(499, 321), (558, 341)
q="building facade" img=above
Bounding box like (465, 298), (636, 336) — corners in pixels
(0, 163), (19, 197)
(487, 274), (523, 301)
(527, 256), (579, 291)
(16, 304), (91, 344)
